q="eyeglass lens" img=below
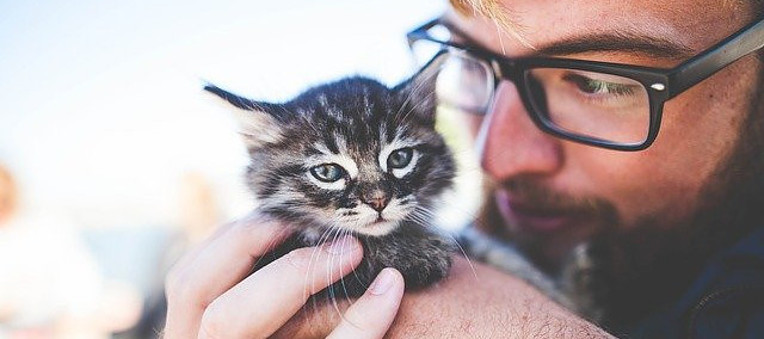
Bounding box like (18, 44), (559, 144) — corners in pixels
(411, 36), (652, 145)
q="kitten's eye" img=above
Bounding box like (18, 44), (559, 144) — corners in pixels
(310, 163), (346, 182)
(387, 148), (414, 169)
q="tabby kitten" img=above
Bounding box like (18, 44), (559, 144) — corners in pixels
(205, 67), (456, 297)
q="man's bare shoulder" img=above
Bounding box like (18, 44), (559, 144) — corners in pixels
(274, 256), (614, 338)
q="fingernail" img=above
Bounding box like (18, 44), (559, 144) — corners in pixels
(369, 268), (396, 295)
(324, 236), (361, 255)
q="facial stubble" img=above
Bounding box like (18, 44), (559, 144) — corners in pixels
(476, 61), (764, 330)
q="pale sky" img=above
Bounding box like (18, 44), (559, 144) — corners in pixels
(0, 0), (447, 228)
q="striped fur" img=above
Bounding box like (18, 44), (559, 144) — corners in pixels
(206, 72), (456, 296)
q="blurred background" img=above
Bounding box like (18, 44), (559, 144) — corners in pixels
(0, 0), (483, 337)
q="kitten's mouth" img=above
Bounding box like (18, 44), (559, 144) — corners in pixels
(355, 214), (399, 236)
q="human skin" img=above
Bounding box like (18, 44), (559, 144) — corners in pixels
(163, 214), (406, 339)
(164, 212), (610, 338)
(272, 256), (611, 338)
(279, 0), (759, 335)
(164, 0), (761, 337)
(458, 0), (760, 263)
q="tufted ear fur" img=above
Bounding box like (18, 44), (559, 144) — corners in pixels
(204, 84), (285, 149)
(393, 53), (447, 125)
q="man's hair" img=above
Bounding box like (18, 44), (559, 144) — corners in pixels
(449, 0), (763, 52)
(447, 0), (532, 48)
(449, 0), (764, 35)
(447, 0), (764, 92)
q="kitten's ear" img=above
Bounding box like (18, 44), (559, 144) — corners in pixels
(204, 84), (285, 149)
(393, 55), (446, 124)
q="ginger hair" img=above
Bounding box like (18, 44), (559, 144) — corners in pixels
(448, 0), (532, 49)
(448, 0), (762, 51)
(449, 0), (762, 23)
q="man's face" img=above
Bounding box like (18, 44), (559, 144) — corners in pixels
(450, 0), (761, 266)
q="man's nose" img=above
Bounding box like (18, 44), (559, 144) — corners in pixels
(479, 81), (563, 181)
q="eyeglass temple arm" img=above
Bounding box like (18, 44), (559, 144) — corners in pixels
(406, 17), (484, 50)
(667, 18), (764, 99)
(406, 18), (440, 48)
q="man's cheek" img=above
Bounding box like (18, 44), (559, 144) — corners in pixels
(569, 149), (669, 227)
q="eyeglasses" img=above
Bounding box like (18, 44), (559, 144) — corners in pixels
(406, 17), (764, 151)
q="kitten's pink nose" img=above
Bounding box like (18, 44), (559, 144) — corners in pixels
(362, 192), (389, 212)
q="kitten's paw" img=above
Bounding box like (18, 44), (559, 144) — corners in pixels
(398, 248), (453, 290)
(324, 228), (458, 298)
(379, 233), (455, 290)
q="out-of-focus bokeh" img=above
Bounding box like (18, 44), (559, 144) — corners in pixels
(0, 1), (485, 337)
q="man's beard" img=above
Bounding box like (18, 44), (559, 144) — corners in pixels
(476, 69), (764, 331)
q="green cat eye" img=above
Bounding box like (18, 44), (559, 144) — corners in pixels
(310, 164), (345, 182)
(388, 148), (414, 169)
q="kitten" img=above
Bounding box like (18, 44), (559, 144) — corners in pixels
(205, 65), (456, 297)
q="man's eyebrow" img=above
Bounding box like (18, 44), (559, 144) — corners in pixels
(534, 31), (695, 60)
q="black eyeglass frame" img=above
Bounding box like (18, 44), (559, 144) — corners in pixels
(407, 17), (764, 151)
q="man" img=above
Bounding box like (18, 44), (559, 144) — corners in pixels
(428, 0), (764, 333)
(163, 0), (764, 337)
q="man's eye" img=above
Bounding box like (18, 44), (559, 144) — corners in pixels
(310, 164), (345, 182)
(563, 73), (636, 96)
(387, 148), (414, 169)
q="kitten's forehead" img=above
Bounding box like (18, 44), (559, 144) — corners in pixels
(285, 77), (435, 172)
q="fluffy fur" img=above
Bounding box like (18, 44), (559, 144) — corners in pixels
(206, 67), (456, 297)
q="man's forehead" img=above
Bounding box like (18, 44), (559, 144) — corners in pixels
(448, 0), (750, 65)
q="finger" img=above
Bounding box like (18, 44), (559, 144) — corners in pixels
(164, 213), (293, 339)
(327, 268), (405, 339)
(198, 235), (364, 339)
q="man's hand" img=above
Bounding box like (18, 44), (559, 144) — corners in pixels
(163, 213), (405, 339)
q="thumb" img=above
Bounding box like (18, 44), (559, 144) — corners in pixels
(327, 268), (405, 339)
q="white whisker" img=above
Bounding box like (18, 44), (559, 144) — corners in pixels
(408, 207), (479, 281)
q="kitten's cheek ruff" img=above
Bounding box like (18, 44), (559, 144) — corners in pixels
(380, 200), (413, 222)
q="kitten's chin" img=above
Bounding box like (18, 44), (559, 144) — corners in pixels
(352, 220), (400, 237)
